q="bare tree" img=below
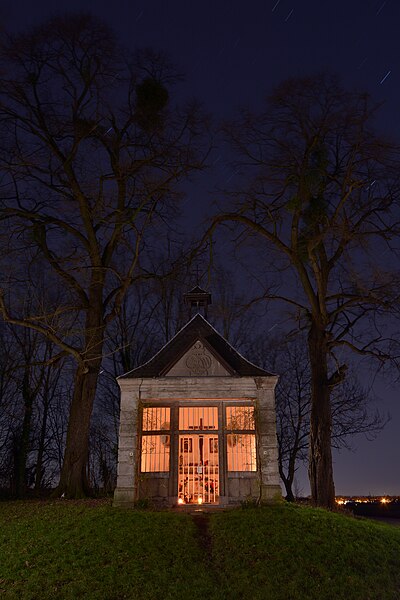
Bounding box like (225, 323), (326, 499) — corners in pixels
(250, 333), (387, 501)
(9, 327), (47, 497)
(210, 74), (400, 507)
(0, 14), (208, 496)
(0, 325), (19, 492)
(202, 264), (259, 348)
(0, 319), (69, 495)
(33, 351), (69, 491)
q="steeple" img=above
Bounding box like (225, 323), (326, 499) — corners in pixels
(184, 285), (212, 319)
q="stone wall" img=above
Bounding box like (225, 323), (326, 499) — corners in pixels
(113, 376), (282, 507)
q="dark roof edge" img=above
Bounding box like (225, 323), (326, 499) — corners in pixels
(118, 313), (276, 379)
(117, 313), (205, 380)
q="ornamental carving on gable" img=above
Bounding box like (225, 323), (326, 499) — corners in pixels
(185, 341), (212, 375)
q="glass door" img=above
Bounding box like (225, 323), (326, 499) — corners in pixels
(177, 407), (219, 505)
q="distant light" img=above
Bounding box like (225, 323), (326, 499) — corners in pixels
(380, 497), (388, 504)
(198, 497), (203, 505)
(178, 498), (184, 505)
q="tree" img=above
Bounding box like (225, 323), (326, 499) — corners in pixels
(9, 327), (49, 497)
(0, 319), (68, 495)
(0, 14), (207, 496)
(0, 325), (19, 492)
(211, 74), (400, 507)
(250, 333), (387, 501)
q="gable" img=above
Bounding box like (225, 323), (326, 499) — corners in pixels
(164, 340), (230, 376)
(118, 313), (274, 379)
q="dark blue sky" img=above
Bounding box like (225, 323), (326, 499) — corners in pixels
(3, 0), (399, 496)
(3, 0), (399, 120)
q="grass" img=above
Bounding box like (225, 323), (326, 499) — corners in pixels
(0, 500), (214, 599)
(211, 504), (400, 599)
(0, 500), (399, 599)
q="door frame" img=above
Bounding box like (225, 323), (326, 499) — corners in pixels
(172, 402), (222, 504)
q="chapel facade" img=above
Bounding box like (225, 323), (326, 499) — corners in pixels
(113, 289), (281, 508)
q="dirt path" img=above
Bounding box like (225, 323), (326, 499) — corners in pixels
(191, 512), (213, 563)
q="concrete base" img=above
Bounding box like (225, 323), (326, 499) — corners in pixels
(260, 484), (283, 503)
(113, 487), (136, 507)
(113, 486), (282, 508)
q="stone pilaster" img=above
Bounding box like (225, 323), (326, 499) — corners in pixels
(113, 380), (141, 507)
(255, 376), (282, 502)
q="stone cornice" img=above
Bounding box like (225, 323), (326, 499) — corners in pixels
(254, 376), (279, 390)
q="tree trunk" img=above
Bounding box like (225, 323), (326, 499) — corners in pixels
(35, 381), (50, 491)
(280, 472), (295, 502)
(14, 367), (34, 498)
(278, 410), (303, 502)
(55, 360), (101, 497)
(278, 455), (296, 501)
(307, 322), (335, 509)
(56, 297), (105, 498)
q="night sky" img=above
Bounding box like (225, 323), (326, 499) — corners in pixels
(2, 0), (399, 496)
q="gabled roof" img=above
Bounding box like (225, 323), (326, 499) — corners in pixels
(119, 313), (274, 379)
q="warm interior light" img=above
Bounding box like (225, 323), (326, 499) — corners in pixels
(198, 497), (203, 504)
(178, 498), (184, 505)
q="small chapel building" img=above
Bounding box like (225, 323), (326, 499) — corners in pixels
(113, 288), (281, 508)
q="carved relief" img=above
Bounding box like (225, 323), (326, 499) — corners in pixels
(165, 340), (230, 376)
(184, 341), (212, 375)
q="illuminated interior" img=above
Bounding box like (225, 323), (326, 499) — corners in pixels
(141, 407), (170, 472)
(140, 404), (257, 500)
(142, 407), (170, 431)
(226, 406), (256, 471)
(227, 434), (256, 471)
(178, 407), (219, 504)
(226, 406), (255, 430)
(141, 435), (170, 472)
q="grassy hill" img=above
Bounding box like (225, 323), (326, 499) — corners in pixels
(0, 500), (399, 599)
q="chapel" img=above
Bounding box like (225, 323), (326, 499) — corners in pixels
(113, 287), (281, 507)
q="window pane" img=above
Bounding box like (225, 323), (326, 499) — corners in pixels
(142, 407), (170, 431)
(141, 435), (170, 472)
(226, 406), (255, 430)
(227, 434), (256, 471)
(179, 407), (218, 430)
